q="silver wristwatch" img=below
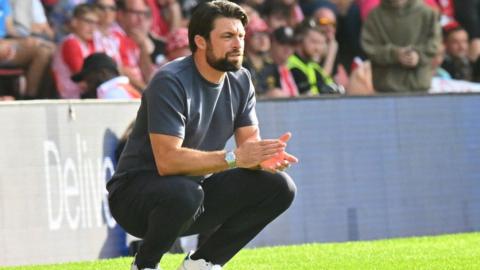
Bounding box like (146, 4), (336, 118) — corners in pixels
(225, 151), (237, 169)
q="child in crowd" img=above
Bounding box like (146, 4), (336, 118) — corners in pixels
(52, 3), (99, 98)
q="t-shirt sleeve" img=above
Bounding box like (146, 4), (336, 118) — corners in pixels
(62, 39), (85, 73)
(145, 72), (186, 138)
(32, 0), (47, 24)
(234, 70), (258, 129)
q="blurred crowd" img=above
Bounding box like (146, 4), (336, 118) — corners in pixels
(0, 0), (480, 101)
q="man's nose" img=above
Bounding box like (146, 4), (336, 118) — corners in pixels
(232, 36), (244, 49)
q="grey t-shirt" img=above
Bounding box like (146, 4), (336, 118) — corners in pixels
(113, 56), (258, 179)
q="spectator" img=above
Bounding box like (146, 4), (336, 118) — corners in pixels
(329, 0), (364, 74)
(452, 0), (480, 62)
(270, 26), (298, 97)
(52, 3), (99, 98)
(361, 0), (441, 92)
(93, 0), (122, 63)
(287, 18), (343, 95)
(300, 0), (336, 18)
(71, 52), (140, 99)
(146, 0), (182, 39)
(9, 0), (55, 41)
(430, 43), (480, 93)
(164, 27), (190, 62)
(48, 0), (90, 42)
(243, 16), (282, 97)
(263, 0), (303, 27)
(0, 0), (54, 99)
(313, 7), (339, 76)
(115, 0), (155, 90)
(441, 25), (480, 82)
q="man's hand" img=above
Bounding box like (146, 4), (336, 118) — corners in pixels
(235, 139), (286, 169)
(398, 47), (419, 68)
(259, 132), (298, 173)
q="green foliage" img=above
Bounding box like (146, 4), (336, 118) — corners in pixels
(2, 233), (479, 270)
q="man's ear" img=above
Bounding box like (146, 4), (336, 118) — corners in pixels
(194, 35), (207, 50)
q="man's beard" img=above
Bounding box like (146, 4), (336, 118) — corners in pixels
(206, 42), (243, 72)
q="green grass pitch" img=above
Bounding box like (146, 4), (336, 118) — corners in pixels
(1, 232), (479, 270)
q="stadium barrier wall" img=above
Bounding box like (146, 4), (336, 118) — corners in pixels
(0, 94), (479, 266)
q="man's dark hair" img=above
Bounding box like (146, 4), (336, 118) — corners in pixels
(73, 3), (98, 18)
(188, 0), (248, 52)
(442, 24), (467, 41)
(81, 69), (120, 99)
(294, 18), (323, 43)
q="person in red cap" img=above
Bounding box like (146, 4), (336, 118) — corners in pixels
(243, 16), (284, 97)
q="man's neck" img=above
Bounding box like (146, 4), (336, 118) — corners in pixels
(193, 52), (226, 84)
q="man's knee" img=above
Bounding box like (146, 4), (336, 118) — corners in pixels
(166, 178), (205, 218)
(259, 171), (296, 209)
(273, 172), (296, 207)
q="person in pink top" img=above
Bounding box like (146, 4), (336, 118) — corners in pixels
(114, 0), (155, 91)
(146, 0), (182, 39)
(52, 3), (99, 98)
(93, 0), (122, 64)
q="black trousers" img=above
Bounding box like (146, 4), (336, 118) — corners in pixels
(108, 168), (296, 268)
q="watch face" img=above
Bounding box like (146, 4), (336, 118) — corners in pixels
(226, 151), (236, 168)
(226, 151), (235, 162)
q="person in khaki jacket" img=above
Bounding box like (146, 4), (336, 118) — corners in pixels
(361, 0), (441, 92)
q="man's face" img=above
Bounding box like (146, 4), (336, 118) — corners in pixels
(271, 40), (294, 65)
(205, 17), (245, 72)
(301, 29), (326, 60)
(96, 0), (117, 27)
(314, 8), (336, 41)
(445, 29), (469, 59)
(118, 0), (151, 33)
(387, 0), (408, 8)
(246, 32), (270, 54)
(72, 12), (99, 41)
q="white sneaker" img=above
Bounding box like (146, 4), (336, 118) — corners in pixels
(177, 251), (222, 270)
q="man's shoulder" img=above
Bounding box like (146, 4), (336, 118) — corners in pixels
(148, 57), (193, 93)
(157, 56), (193, 78)
(227, 66), (251, 82)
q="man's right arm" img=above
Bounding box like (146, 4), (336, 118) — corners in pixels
(149, 132), (285, 176)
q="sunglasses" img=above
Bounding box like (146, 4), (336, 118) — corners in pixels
(318, 17), (336, 27)
(97, 4), (117, 12)
(78, 17), (99, 26)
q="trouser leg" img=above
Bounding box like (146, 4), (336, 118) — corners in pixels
(184, 169), (297, 265)
(108, 172), (204, 269)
